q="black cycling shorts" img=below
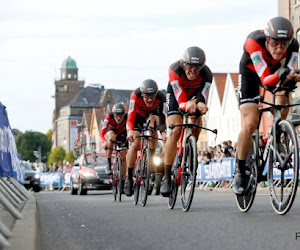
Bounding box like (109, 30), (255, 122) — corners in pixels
(166, 84), (201, 117)
(238, 67), (261, 105)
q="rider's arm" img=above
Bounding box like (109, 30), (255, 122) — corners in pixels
(157, 92), (167, 134)
(245, 38), (299, 87)
(126, 91), (138, 132)
(169, 68), (188, 111)
(196, 66), (212, 104)
(100, 113), (110, 144)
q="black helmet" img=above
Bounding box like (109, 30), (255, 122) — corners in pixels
(112, 102), (126, 114)
(264, 16), (293, 40)
(140, 79), (158, 96)
(182, 46), (206, 66)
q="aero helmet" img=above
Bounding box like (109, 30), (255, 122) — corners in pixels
(112, 102), (126, 114)
(140, 79), (158, 96)
(264, 16), (293, 40)
(182, 46), (206, 66)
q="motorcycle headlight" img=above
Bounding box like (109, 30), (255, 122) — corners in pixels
(83, 172), (97, 177)
(34, 174), (40, 179)
(153, 156), (161, 166)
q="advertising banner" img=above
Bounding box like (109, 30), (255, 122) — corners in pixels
(70, 120), (78, 150)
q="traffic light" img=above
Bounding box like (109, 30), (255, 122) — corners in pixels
(33, 146), (42, 162)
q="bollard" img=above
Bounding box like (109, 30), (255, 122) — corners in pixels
(0, 185), (19, 208)
(0, 232), (10, 248)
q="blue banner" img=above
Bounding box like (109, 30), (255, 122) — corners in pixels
(40, 173), (63, 188)
(197, 158), (234, 182)
(0, 102), (23, 182)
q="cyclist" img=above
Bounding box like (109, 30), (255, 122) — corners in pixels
(160, 46), (212, 196)
(124, 79), (167, 196)
(233, 16), (300, 194)
(100, 102), (127, 175)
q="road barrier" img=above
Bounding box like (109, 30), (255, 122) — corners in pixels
(0, 102), (31, 248)
(40, 173), (71, 190)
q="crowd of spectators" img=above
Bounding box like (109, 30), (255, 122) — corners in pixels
(198, 140), (237, 163)
(31, 160), (74, 174)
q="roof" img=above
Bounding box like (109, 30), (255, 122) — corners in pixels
(229, 73), (239, 89)
(109, 89), (132, 103)
(213, 73), (227, 104)
(61, 56), (78, 70)
(69, 86), (103, 108)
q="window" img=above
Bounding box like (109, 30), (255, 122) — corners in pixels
(68, 73), (71, 79)
(56, 84), (68, 93)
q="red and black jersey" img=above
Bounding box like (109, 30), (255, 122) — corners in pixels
(240, 30), (299, 86)
(127, 88), (166, 133)
(100, 113), (127, 143)
(168, 60), (212, 111)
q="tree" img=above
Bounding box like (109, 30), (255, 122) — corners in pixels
(16, 131), (52, 162)
(46, 129), (52, 144)
(48, 146), (66, 165)
(65, 150), (76, 163)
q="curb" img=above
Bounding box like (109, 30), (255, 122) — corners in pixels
(5, 195), (40, 250)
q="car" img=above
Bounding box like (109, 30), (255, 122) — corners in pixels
(70, 153), (111, 195)
(22, 161), (41, 192)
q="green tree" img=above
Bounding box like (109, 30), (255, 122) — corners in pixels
(65, 150), (76, 163)
(16, 131), (52, 162)
(48, 146), (66, 164)
(46, 129), (52, 143)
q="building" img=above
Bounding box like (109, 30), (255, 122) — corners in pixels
(52, 57), (131, 152)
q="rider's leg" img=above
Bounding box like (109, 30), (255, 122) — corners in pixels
(233, 103), (259, 194)
(121, 150), (127, 179)
(275, 91), (291, 120)
(124, 131), (140, 196)
(105, 131), (116, 174)
(160, 114), (183, 196)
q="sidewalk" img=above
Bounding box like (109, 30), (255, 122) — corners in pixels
(1, 194), (40, 250)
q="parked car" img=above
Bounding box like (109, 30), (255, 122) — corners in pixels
(22, 161), (40, 192)
(70, 153), (111, 195)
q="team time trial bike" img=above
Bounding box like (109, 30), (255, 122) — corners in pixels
(107, 139), (128, 202)
(168, 112), (217, 212)
(133, 120), (162, 206)
(235, 82), (300, 215)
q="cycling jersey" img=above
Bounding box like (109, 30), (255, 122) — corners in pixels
(168, 60), (212, 111)
(100, 113), (127, 143)
(127, 88), (166, 133)
(240, 30), (299, 87)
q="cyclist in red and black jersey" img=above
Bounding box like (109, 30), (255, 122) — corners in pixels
(124, 79), (167, 196)
(233, 16), (300, 194)
(100, 103), (127, 175)
(160, 46), (212, 196)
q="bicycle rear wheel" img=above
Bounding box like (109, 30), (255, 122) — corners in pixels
(141, 148), (151, 207)
(268, 120), (299, 215)
(133, 159), (141, 205)
(181, 135), (197, 212)
(117, 156), (123, 202)
(235, 139), (258, 212)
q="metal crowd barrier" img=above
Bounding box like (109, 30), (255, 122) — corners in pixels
(0, 177), (31, 248)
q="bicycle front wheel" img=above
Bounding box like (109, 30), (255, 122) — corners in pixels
(112, 165), (117, 201)
(117, 156), (123, 202)
(268, 120), (299, 215)
(141, 148), (151, 207)
(235, 139), (258, 212)
(181, 135), (197, 212)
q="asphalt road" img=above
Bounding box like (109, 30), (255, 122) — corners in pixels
(35, 189), (300, 250)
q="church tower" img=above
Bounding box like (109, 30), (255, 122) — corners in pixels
(52, 56), (85, 149)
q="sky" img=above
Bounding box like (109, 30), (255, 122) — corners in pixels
(0, 0), (278, 134)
